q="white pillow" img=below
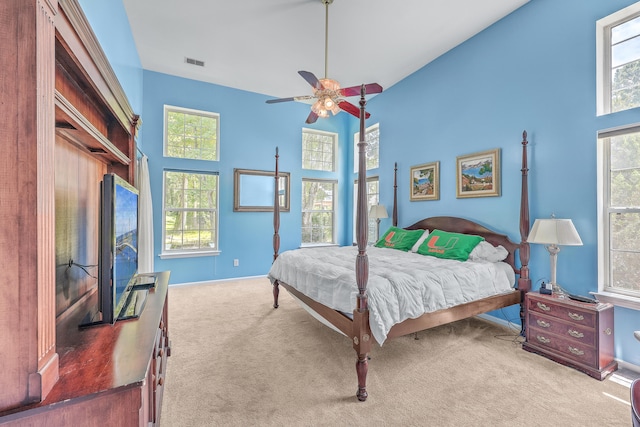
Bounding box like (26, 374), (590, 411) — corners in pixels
(410, 229), (430, 253)
(468, 241), (509, 262)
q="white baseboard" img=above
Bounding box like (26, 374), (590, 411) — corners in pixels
(617, 359), (640, 374)
(171, 274), (268, 287)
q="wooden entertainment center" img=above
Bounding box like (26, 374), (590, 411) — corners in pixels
(0, 272), (171, 426)
(0, 0), (171, 424)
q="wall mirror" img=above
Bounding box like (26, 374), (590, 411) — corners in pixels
(233, 168), (290, 212)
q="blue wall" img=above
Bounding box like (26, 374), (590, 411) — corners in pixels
(366, 0), (640, 364)
(141, 71), (354, 283)
(81, 0), (640, 365)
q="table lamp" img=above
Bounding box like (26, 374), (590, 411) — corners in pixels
(527, 216), (583, 295)
(368, 204), (388, 241)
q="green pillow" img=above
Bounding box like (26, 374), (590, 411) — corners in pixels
(416, 229), (484, 261)
(374, 226), (425, 252)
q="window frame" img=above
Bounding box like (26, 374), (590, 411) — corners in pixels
(596, 123), (640, 309)
(301, 178), (338, 246)
(163, 104), (220, 161)
(596, 2), (640, 116)
(160, 169), (220, 259)
(354, 123), (380, 173)
(302, 128), (337, 172)
(353, 176), (381, 244)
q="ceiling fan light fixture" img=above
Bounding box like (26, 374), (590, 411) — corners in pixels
(311, 100), (330, 118)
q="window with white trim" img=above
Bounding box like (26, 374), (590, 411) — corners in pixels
(598, 125), (640, 300)
(353, 177), (380, 244)
(354, 123), (380, 172)
(597, 4), (640, 115)
(302, 129), (336, 171)
(162, 170), (219, 256)
(164, 105), (219, 160)
(301, 179), (337, 245)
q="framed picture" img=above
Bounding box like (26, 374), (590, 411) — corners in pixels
(410, 161), (440, 201)
(456, 148), (500, 198)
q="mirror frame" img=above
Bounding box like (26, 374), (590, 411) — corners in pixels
(233, 168), (290, 212)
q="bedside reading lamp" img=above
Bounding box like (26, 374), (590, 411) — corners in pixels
(527, 216), (583, 296)
(369, 204), (388, 241)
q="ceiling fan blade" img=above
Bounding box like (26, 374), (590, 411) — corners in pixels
(298, 70), (324, 90)
(305, 111), (319, 124)
(266, 95), (315, 104)
(338, 101), (371, 119)
(338, 83), (383, 97)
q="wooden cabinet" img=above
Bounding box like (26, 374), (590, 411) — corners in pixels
(0, 272), (171, 426)
(523, 292), (617, 380)
(1, 0), (140, 412)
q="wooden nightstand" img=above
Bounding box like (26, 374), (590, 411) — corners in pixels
(522, 292), (617, 380)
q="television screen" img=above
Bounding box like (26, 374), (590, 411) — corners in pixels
(112, 177), (139, 319)
(99, 173), (139, 324)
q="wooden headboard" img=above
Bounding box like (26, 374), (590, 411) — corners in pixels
(404, 216), (521, 274)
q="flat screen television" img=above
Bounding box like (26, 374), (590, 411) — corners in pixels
(99, 173), (140, 324)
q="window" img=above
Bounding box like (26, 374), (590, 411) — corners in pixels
(598, 125), (640, 303)
(162, 170), (219, 256)
(597, 4), (640, 115)
(164, 105), (219, 160)
(302, 129), (336, 171)
(353, 177), (380, 244)
(354, 123), (380, 172)
(301, 179), (336, 245)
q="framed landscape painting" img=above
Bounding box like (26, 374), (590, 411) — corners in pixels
(456, 148), (500, 198)
(410, 161), (440, 201)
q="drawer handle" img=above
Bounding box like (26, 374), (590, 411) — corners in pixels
(567, 329), (584, 339)
(536, 319), (551, 328)
(605, 328), (612, 335)
(568, 312), (584, 321)
(568, 346), (585, 356)
(536, 302), (551, 311)
(536, 335), (550, 344)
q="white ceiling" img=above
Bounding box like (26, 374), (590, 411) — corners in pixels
(122, 0), (529, 100)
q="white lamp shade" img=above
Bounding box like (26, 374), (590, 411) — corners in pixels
(369, 204), (388, 219)
(528, 218), (583, 246)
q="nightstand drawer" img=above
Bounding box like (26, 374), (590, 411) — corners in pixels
(527, 312), (596, 347)
(527, 297), (596, 328)
(528, 328), (597, 367)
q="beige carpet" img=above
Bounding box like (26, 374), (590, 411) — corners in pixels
(161, 277), (632, 426)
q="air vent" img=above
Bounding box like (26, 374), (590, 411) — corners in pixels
(185, 57), (205, 67)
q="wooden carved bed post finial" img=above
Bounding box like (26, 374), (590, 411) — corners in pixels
(353, 84), (371, 402)
(273, 147), (281, 308)
(518, 131), (531, 332)
(393, 162), (398, 227)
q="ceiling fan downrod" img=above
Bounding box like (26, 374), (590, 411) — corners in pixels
(322, 0), (333, 79)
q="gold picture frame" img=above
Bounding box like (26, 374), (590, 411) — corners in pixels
(456, 148), (500, 198)
(410, 161), (440, 201)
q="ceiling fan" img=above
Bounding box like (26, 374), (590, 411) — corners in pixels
(265, 0), (383, 124)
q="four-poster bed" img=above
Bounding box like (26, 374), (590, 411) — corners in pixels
(269, 86), (531, 401)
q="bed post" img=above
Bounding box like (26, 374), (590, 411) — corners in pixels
(518, 131), (531, 333)
(273, 147), (281, 309)
(353, 85), (371, 402)
(393, 162), (398, 227)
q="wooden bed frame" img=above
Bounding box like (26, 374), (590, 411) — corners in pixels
(271, 86), (532, 401)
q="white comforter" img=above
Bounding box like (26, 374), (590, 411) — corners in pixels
(268, 245), (516, 345)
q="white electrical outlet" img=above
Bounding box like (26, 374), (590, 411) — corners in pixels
(233, 259), (239, 267)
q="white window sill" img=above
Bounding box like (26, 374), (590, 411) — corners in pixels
(159, 250), (221, 259)
(299, 243), (339, 248)
(592, 291), (640, 311)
